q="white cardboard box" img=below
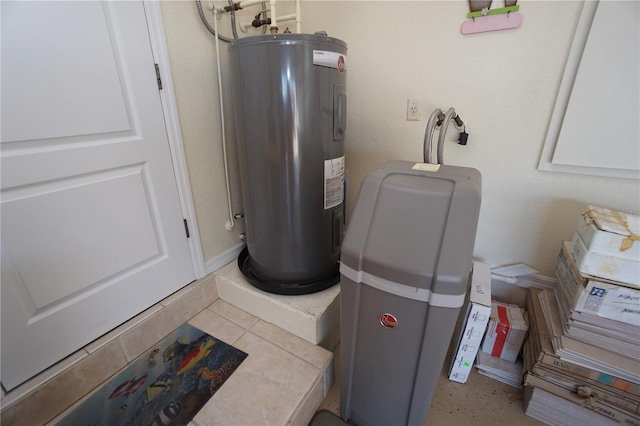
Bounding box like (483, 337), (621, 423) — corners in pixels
(481, 301), (528, 363)
(556, 240), (640, 326)
(448, 262), (492, 383)
(577, 205), (640, 262)
(571, 232), (640, 288)
(574, 281), (640, 326)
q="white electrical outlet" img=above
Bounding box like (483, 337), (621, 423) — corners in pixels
(407, 98), (420, 121)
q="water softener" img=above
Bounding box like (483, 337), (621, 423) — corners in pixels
(229, 34), (347, 295)
(340, 160), (482, 426)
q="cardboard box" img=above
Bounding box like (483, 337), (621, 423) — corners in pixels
(448, 262), (492, 383)
(574, 281), (640, 326)
(577, 205), (640, 262)
(481, 301), (528, 363)
(556, 241), (640, 326)
(571, 232), (640, 287)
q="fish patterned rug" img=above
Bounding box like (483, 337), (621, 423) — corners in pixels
(59, 323), (248, 426)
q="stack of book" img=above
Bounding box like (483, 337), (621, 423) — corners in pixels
(522, 206), (640, 425)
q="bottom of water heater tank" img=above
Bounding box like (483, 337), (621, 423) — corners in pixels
(237, 247), (339, 295)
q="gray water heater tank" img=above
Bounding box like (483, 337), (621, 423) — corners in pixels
(228, 33), (347, 295)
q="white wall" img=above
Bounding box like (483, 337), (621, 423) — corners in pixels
(161, 1), (640, 276)
(161, 1), (246, 265)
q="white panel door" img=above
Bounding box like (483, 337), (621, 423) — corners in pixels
(1, 1), (195, 390)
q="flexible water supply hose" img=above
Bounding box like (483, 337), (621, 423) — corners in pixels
(229, 0), (239, 40)
(424, 108), (442, 164)
(196, 0), (235, 42)
(437, 107), (457, 165)
(213, 9), (236, 230)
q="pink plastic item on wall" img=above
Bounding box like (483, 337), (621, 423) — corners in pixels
(461, 12), (523, 35)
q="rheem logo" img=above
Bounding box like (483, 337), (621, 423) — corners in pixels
(379, 313), (398, 329)
(337, 55), (345, 74)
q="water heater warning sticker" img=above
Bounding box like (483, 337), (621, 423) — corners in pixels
(313, 50), (347, 73)
(324, 156), (345, 210)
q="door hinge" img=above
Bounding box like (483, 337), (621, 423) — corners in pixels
(183, 219), (190, 238)
(155, 63), (162, 90)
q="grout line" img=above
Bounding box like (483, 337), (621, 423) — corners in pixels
(248, 321), (334, 373)
(206, 300), (259, 331)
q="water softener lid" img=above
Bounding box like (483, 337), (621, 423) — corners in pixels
(229, 33), (347, 50)
(339, 160), (481, 297)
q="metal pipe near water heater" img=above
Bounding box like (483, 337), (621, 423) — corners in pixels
(269, 0), (277, 32)
(212, 8), (236, 231)
(210, 0), (303, 232)
(224, 0), (301, 33)
(223, 0), (265, 12)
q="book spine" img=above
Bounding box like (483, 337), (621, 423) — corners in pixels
(537, 351), (640, 398)
(532, 364), (640, 414)
(525, 374), (640, 426)
(555, 245), (584, 306)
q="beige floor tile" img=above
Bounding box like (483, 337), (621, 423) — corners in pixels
(208, 299), (259, 330)
(288, 376), (325, 426)
(188, 308), (246, 345)
(1, 339), (127, 426)
(160, 279), (202, 307)
(119, 285), (207, 362)
(201, 275), (219, 304)
(0, 350), (88, 409)
(193, 332), (321, 425)
(250, 320), (332, 370)
(84, 304), (163, 353)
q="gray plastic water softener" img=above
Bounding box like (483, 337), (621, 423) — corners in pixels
(229, 34), (347, 295)
(340, 160), (482, 426)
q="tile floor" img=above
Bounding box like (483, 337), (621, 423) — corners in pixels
(186, 300), (334, 425)
(49, 299), (334, 426)
(0, 275), (333, 426)
(1, 271), (543, 426)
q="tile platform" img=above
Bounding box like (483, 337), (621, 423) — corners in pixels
(215, 262), (341, 350)
(1, 262), (543, 426)
(0, 270), (333, 426)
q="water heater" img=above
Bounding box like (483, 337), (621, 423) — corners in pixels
(229, 33), (347, 295)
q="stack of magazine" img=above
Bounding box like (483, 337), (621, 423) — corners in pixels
(522, 241), (640, 425)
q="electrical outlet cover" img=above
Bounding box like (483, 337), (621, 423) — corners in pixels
(407, 98), (421, 121)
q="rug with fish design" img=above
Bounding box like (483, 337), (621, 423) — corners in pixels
(59, 323), (248, 426)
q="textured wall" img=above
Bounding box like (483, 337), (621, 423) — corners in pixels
(161, 1), (246, 264)
(161, 1), (640, 275)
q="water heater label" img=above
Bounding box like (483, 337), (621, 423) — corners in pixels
(313, 50), (347, 73)
(324, 156), (345, 210)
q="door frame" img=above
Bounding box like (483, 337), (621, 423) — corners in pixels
(143, 1), (206, 278)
